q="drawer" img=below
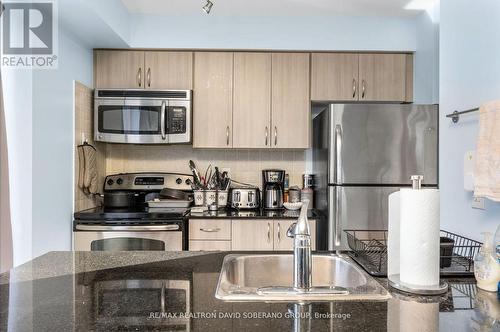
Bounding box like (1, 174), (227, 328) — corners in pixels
(189, 219), (231, 240)
(189, 240), (231, 251)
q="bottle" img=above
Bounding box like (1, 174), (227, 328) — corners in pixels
(474, 232), (500, 292)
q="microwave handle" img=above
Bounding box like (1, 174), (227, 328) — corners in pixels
(161, 101), (166, 140)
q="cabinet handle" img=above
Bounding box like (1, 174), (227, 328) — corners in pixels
(265, 126), (268, 146)
(200, 227), (221, 233)
(274, 126), (278, 146)
(267, 222), (271, 243)
(147, 67), (151, 87)
(352, 78), (357, 98)
(137, 68), (142, 87)
(226, 126), (230, 146)
(277, 222), (281, 244)
(361, 80), (366, 99)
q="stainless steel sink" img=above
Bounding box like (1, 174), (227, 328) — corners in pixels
(216, 254), (390, 302)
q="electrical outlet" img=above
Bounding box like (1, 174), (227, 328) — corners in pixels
(472, 196), (485, 210)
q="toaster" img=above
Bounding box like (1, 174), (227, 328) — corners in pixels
(229, 188), (260, 209)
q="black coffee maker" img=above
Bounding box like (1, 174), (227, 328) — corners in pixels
(262, 169), (285, 209)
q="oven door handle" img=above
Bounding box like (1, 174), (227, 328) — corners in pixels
(75, 224), (180, 231)
(160, 100), (167, 140)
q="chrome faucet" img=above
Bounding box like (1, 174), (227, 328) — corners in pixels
(287, 199), (312, 291)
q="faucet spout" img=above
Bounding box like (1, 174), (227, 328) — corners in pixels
(287, 200), (312, 291)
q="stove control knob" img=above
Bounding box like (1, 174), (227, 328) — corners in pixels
(176, 178), (182, 185)
(107, 179), (114, 186)
(116, 178), (123, 185)
(185, 179), (192, 185)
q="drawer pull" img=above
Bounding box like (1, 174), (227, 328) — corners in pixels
(200, 227), (221, 233)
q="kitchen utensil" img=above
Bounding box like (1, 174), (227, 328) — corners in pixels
(103, 191), (139, 208)
(189, 160), (203, 189)
(284, 202), (303, 211)
(204, 164), (213, 188)
(147, 198), (193, 208)
(159, 188), (192, 201)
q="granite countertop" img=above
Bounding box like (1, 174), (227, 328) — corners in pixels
(0, 251), (498, 331)
(188, 208), (322, 220)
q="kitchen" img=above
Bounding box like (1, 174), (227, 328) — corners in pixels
(1, 0), (500, 331)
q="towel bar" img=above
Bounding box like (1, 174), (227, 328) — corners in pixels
(446, 107), (479, 123)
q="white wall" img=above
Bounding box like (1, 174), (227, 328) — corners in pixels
(440, 0), (500, 241)
(31, 30), (93, 258)
(130, 14), (416, 51)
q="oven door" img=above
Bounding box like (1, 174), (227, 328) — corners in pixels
(167, 99), (191, 144)
(73, 224), (183, 251)
(95, 98), (168, 144)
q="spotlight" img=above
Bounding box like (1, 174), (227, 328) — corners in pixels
(202, 0), (213, 14)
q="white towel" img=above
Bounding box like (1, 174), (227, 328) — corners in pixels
(474, 100), (500, 202)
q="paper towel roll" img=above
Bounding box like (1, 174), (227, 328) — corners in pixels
(400, 188), (440, 287)
(388, 191), (401, 279)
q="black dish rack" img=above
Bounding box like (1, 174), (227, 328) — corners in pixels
(345, 229), (482, 277)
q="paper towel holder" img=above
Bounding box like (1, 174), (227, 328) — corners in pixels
(388, 175), (449, 295)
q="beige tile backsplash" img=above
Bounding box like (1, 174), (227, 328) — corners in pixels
(106, 145), (306, 189)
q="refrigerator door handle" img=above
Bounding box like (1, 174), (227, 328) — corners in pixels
(328, 186), (342, 251)
(335, 124), (343, 184)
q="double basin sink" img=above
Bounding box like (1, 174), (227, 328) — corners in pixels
(216, 253), (390, 302)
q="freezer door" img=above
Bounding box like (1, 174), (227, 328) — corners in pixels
(329, 185), (401, 250)
(329, 104), (438, 185)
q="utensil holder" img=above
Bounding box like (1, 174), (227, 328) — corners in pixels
(193, 190), (205, 206)
(205, 190), (217, 206)
(217, 190), (228, 207)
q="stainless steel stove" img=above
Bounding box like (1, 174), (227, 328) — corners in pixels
(73, 172), (193, 251)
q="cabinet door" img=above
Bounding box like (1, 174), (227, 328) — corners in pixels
(274, 219), (316, 251)
(189, 240), (231, 251)
(193, 52), (234, 148)
(233, 53), (272, 149)
(311, 53), (359, 101)
(358, 53), (410, 102)
(144, 51), (193, 89)
(94, 50), (144, 89)
(271, 53), (310, 149)
(231, 220), (274, 251)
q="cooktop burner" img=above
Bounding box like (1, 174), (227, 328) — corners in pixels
(74, 206), (189, 222)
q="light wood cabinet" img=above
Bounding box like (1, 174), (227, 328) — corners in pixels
(189, 240), (231, 251)
(189, 219), (231, 240)
(273, 219), (316, 251)
(193, 52), (234, 148)
(94, 50), (144, 89)
(231, 219), (274, 251)
(233, 53), (272, 149)
(311, 53), (359, 101)
(271, 53), (311, 149)
(358, 53), (412, 102)
(144, 51), (193, 89)
(311, 52), (413, 102)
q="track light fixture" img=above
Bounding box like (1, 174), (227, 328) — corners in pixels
(202, 0), (213, 14)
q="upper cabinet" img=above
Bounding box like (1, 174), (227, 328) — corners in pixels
(311, 52), (413, 102)
(311, 53), (359, 101)
(94, 50), (145, 89)
(144, 52), (193, 90)
(232, 53), (272, 149)
(193, 52), (234, 149)
(358, 53), (412, 102)
(271, 53), (310, 149)
(94, 50), (193, 90)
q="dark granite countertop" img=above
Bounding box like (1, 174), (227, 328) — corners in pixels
(188, 208), (322, 220)
(0, 251), (498, 332)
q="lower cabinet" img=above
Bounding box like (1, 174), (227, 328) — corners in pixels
(189, 218), (316, 251)
(231, 219), (275, 251)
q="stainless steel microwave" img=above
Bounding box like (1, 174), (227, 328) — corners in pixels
(94, 89), (192, 144)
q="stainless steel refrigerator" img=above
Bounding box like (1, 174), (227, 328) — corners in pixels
(312, 104), (438, 250)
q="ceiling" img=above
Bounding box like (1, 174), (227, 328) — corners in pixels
(121, 0), (435, 17)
